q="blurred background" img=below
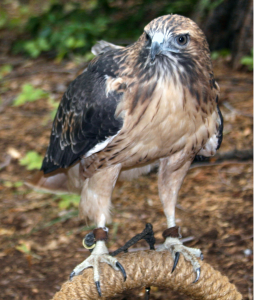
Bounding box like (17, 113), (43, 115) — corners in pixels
(0, 0), (253, 299)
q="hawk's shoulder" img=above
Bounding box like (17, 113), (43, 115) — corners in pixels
(91, 40), (124, 56)
(41, 50), (125, 174)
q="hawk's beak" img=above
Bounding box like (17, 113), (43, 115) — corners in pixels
(150, 32), (164, 62)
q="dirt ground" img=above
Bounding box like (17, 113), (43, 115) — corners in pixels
(0, 52), (253, 300)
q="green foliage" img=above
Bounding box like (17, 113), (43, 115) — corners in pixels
(0, 64), (12, 80)
(164, 0), (201, 14)
(211, 49), (231, 60)
(0, 11), (8, 29)
(58, 194), (80, 209)
(19, 151), (43, 170)
(12, 0), (202, 60)
(13, 83), (49, 106)
(13, 3), (110, 60)
(241, 49), (253, 71)
(0, 3), (35, 29)
(196, 0), (224, 13)
(23, 38), (51, 58)
(16, 241), (42, 259)
(3, 181), (23, 188)
(16, 242), (31, 255)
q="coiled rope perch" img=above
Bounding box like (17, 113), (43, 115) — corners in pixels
(52, 250), (242, 300)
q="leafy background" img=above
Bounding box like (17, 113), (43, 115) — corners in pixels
(0, 0), (228, 59)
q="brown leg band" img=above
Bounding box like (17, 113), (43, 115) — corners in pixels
(162, 226), (182, 239)
(93, 227), (109, 241)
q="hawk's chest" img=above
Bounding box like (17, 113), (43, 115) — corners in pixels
(126, 80), (198, 142)
(115, 79), (202, 165)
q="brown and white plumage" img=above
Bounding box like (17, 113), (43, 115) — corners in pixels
(28, 14), (223, 290)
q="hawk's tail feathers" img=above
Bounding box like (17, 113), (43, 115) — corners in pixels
(25, 170), (70, 194)
(25, 164), (82, 195)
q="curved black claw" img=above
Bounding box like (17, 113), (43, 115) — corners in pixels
(95, 281), (102, 297)
(193, 267), (201, 283)
(69, 271), (75, 281)
(171, 252), (180, 273)
(116, 262), (127, 281)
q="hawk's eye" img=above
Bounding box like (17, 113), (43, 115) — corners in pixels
(145, 32), (152, 47)
(176, 34), (189, 46)
(145, 32), (151, 42)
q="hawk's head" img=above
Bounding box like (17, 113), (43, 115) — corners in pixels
(143, 14), (210, 63)
(132, 14), (217, 101)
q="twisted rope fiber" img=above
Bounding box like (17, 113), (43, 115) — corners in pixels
(52, 250), (242, 300)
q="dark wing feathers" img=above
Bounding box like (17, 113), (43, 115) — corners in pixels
(216, 104), (223, 150)
(41, 51), (124, 174)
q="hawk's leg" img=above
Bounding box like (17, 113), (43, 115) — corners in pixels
(69, 165), (126, 296)
(157, 157), (203, 282)
(69, 221), (126, 297)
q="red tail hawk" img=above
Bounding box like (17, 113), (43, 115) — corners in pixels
(28, 14), (223, 295)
